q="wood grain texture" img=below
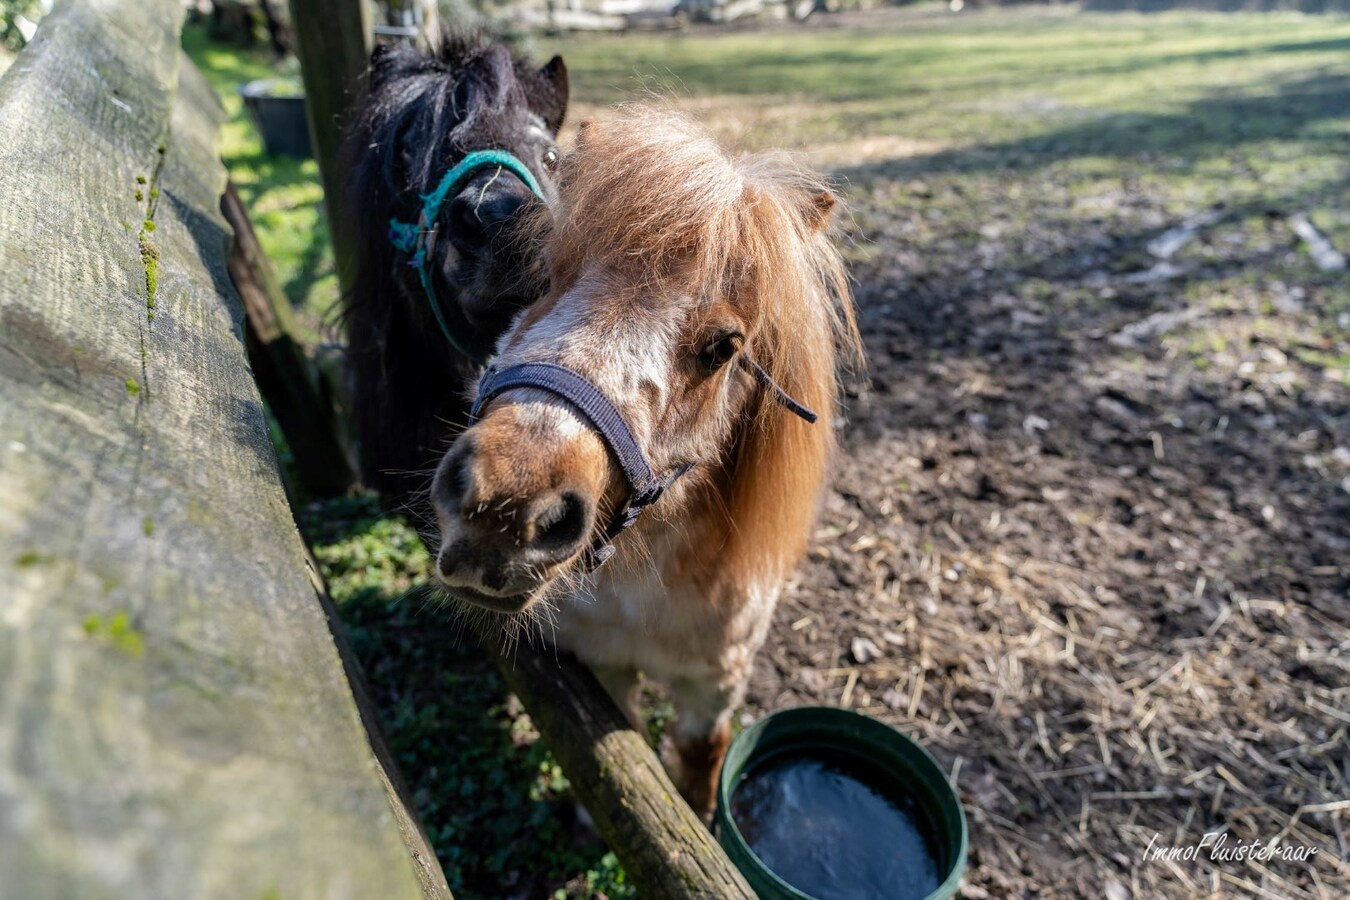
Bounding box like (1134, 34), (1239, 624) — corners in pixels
(0, 2), (447, 897)
(485, 639), (757, 900)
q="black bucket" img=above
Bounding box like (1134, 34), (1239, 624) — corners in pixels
(716, 707), (968, 900)
(239, 79), (312, 159)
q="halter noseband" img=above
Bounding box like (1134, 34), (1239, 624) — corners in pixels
(468, 356), (817, 571)
(388, 150), (545, 363)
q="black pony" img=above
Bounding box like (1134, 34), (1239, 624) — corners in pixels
(341, 32), (568, 507)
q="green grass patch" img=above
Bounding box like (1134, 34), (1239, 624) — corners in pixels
(181, 23), (338, 342)
(548, 9), (1349, 253)
(302, 496), (633, 899)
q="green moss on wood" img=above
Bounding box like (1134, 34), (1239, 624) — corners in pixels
(142, 516), (154, 536)
(15, 550), (52, 568)
(82, 610), (145, 658)
(138, 234), (159, 319)
(125, 377), (141, 397)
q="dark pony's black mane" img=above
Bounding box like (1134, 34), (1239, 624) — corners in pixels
(347, 31), (566, 209)
(340, 30), (567, 511)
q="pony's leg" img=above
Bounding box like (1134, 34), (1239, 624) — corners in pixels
(664, 676), (743, 821)
(591, 664), (643, 731)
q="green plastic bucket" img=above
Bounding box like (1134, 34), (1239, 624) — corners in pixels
(715, 707), (967, 900)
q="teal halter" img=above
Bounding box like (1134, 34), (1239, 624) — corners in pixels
(388, 150), (546, 361)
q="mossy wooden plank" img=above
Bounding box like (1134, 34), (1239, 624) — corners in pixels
(486, 639), (757, 900)
(0, 3), (447, 897)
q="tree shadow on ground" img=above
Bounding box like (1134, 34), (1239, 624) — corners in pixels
(280, 212), (333, 308)
(833, 70), (1349, 181)
(755, 58), (1349, 899)
(297, 498), (622, 900)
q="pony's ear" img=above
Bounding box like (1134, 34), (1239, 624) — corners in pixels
(481, 45), (517, 107)
(576, 118), (599, 146)
(801, 191), (836, 232)
(533, 55), (569, 134)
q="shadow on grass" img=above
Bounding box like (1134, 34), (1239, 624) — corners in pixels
(182, 20), (277, 96)
(1170, 34), (1350, 60)
(281, 212), (335, 308)
(565, 19), (1350, 108)
(299, 496), (629, 900)
(182, 22), (337, 327)
(834, 70), (1350, 180)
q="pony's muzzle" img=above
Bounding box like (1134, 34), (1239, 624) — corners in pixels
(447, 172), (534, 255)
(430, 408), (610, 609)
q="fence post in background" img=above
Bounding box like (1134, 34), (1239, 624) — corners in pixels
(286, 0), (371, 302)
(383, 0), (440, 46)
(222, 181), (358, 497)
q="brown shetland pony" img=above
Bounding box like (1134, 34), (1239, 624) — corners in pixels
(429, 104), (860, 817)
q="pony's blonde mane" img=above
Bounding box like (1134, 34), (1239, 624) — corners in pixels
(547, 103), (862, 578)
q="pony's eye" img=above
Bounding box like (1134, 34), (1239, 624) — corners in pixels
(698, 333), (743, 372)
(542, 148), (560, 172)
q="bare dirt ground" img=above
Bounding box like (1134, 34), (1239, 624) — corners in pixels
(743, 66), (1349, 900)
(755, 216), (1349, 898)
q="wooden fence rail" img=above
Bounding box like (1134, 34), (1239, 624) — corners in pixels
(485, 638), (757, 899)
(0, 2), (445, 897)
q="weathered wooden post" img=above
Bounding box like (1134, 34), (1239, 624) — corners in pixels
(0, 2), (447, 896)
(222, 181), (359, 497)
(287, 0), (371, 303)
(487, 641), (759, 899)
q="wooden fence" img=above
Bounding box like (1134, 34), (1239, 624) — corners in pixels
(0, 1), (443, 896)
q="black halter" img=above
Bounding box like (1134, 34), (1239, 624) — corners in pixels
(468, 356), (817, 571)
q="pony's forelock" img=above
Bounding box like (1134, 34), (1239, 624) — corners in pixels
(547, 103), (863, 577)
(548, 103), (860, 392)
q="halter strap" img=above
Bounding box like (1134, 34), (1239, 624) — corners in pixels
(468, 357), (816, 570)
(739, 356), (818, 424)
(388, 150), (545, 362)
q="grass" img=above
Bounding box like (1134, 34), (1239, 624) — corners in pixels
(544, 9), (1349, 254)
(181, 22), (338, 343)
(183, 7), (1350, 897)
(300, 496), (633, 899)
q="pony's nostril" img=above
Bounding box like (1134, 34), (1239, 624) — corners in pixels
(530, 491), (590, 557)
(438, 539), (470, 579)
(433, 439), (475, 512)
(449, 184), (530, 252)
(450, 196), (486, 249)
(477, 192), (526, 227)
